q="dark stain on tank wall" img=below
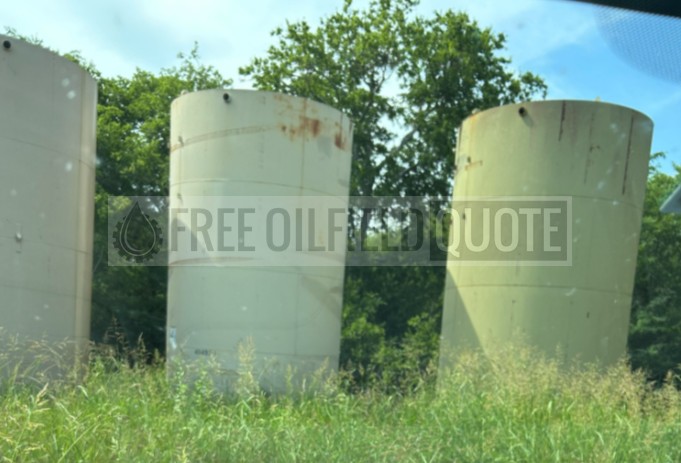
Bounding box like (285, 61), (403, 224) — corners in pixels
(558, 101), (567, 141)
(279, 116), (322, 141)
(621, 115), (635, 195)
(334, 114), (348, 150)
(334, 132), (345, 149)
(304, 116), (321, 137)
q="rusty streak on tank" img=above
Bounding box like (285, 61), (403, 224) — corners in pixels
(279, 116), (322, 141)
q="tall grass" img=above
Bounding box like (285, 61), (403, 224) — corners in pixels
(1, 336), (680, 462)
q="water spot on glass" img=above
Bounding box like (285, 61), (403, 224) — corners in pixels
(606, 167), (613, 175)
(61, 78), (70, 87)
(39, 212), (45, 219)
(241, 306), (248, 311)
(575, 218), (582, 224)
(10, 188), (17, 197)
(638, 120), (653, 133)
(43, 304), (50, 310)
(597, 180), (606, 190)
(612, 200), (619, 206)
(67, 90), (76, 99)
(65, 161), (73, 172)
(95, 157), (102, 167)
(522, 185), (529, 192)
(34, 315), (42, 321)
(609, 123), (618, 132)
(565, 288), (577, 296)
(573, 236), (580, 243)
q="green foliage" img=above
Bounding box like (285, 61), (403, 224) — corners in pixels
(1, 341), (680, 462)
(92, 45), (231, 352)
(2, 30), (232, 354)
(340, 278), (386, 371)
(3, 27), (100, 78)
(241, 0), (546, 377)
(9, 4), (681, 388)
(629, 156), (681, 380)
(240, 0), (546, 201)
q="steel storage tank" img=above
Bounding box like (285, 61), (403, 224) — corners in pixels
(0, 36), (96, 372)
(439, 100), (652, 368)
(168, 90), (353, 392)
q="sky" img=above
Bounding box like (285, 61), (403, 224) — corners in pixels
(3, 0), (680, 173)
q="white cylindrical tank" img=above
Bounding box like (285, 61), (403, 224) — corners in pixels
(0, 36), (96, 369)
(168, 90), (353, 392)
(439, 100), (652, 368)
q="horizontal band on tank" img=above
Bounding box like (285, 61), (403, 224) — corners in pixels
(169, 180), (351, 195)
(443, 283), (633, 296)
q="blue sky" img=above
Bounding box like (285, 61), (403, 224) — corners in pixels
(4, 0), (680, 173)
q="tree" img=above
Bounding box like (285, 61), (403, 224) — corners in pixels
(629, 156), (681, 381)
(4, 28), (231, 355)
(240, 0), (547, 372)
(92, 46), (231, 353)
(241, 0), (545, 204)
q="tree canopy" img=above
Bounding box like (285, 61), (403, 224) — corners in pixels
(5, 0), (681, 383)
(91, 46), (231, 351)
(241, 0), (545, 203)
(629, 157), (681, 380)
(240, 0), (546, 379)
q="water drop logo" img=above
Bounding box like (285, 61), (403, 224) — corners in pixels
(112, 201), (163, 263)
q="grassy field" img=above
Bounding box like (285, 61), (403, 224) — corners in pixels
(1, 340), (680, 462)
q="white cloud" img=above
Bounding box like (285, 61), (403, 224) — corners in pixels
(131, 0), (343, 84)
(4, 0), (600, 80)
(426, 0), (599, 68)
(2, 0), (679, 168)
